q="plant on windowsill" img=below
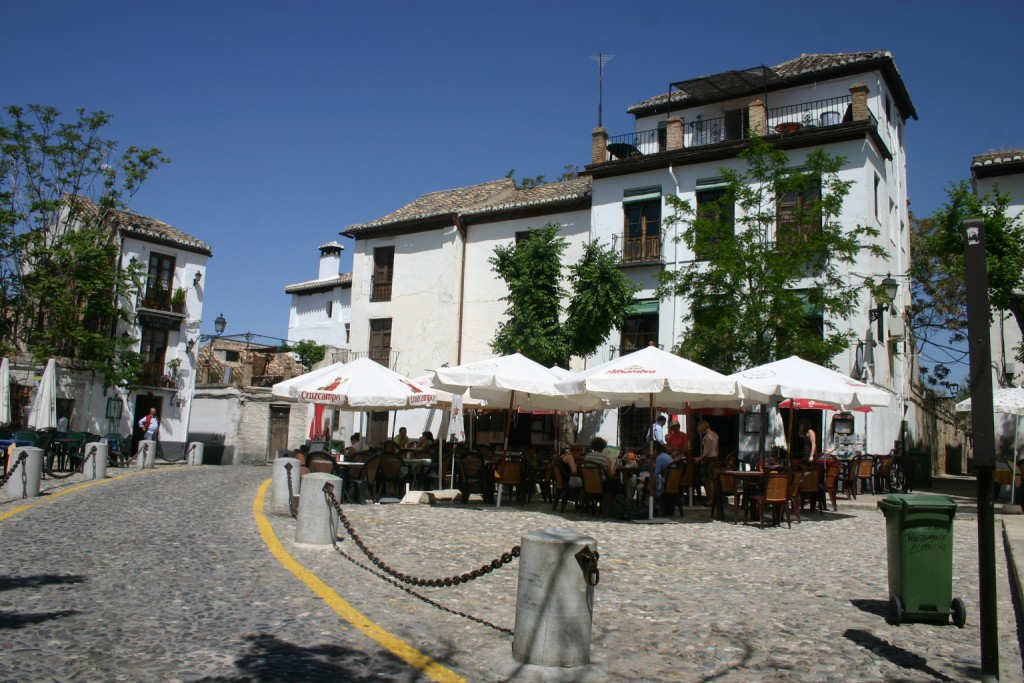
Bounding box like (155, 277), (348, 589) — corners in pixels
(143, 279), (169, 310)
(157, 374), (176, 388)
(170, 287), (187, 313)
(167, 357), (181, 377)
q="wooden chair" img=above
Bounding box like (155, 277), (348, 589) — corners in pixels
(710, 467), (740, 522)
(476, 444), (497, 461)
(377, 454), (405, 498)
(550, 457), (579, 513)
(360, 455), (381, 500)
(382, 440), (400, 454)
(306, 451), (335, 474)
(438, 454), (457, 490)
(847, 455), (876, 498)
(787, 468), (809, 523)
(751, 471), (792, 528)
(873, 454), (893, 493)
(659, 460), (687, 517)
(495, 456), (525, 506)
(821, 460), (842, 511)
(797, 465), (823, 516)
(580, 463), (606, 515)
(457, 452), (486, 504)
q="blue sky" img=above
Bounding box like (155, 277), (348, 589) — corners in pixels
(5, 0), (1023, 377)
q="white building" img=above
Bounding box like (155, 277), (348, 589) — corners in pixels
(340, 51), (917, 456)
(285, 241), (352, 349)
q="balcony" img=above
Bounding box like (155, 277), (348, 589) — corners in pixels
(602, 94), (863, 160)
(618, 233), (663, 266)
(139, 362), (177, 389)
(328, 348), (400, 370)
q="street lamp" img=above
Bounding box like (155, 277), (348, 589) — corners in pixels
(868, 276), (899, 338)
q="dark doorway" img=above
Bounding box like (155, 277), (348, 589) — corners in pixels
(269, 405), (290, 462)
(132, 394), (164, 452)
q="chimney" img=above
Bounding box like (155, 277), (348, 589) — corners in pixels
(849, 83), (870, 122)
(592, 127), (608, 164)
(748, 99), (767, 136)
(318, 242), (344, 280)
(665, 117), (684, 151)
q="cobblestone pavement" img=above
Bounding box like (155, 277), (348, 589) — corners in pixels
(2, 464), (1023, 682)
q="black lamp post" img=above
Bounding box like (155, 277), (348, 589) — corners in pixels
(868, 276), (899, 338)
(186, 313), (227, 354)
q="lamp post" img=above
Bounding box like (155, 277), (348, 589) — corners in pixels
(182, 314), (227, 458)
(868, 276), (899, 338)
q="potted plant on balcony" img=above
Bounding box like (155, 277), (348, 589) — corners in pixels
(170, 287), (186, 313)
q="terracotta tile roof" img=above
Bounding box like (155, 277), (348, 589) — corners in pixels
(284, 272), (352, 294)
(343, 177), (592, 234)
(343, 179), (516, 234)
(972, 150), (1024, 167)
(628, 50), (914, 120)
(71, 196), (212, 255)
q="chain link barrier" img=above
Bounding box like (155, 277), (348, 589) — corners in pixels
(0, 450), (28, 491)
(321, 481), (517, 635)
(84, 445), (99, 480)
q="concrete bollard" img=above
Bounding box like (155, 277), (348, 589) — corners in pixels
(4, 447), (44, 499)
(270, 457), (301, 516)
(187, 441), (204, 466)
(136, 440), (157, 470)
(83, 442), (108, 481)
(295, 472), (341, 546)
(512, 528), (598, 667)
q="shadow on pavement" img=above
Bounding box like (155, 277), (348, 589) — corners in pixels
(849, 598), (892, 621)
(0, 573), (86, 592)
(843, 629), (966, 682)
(193, 632), (452, 683)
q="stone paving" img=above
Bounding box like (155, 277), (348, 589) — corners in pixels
(2, 463), (1023, 682)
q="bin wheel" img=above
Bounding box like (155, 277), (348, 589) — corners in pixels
(890, 596), (903, 625)
(951, 597), (967, 628)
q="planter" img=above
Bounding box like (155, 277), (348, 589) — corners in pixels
(774, 122), (803, 134)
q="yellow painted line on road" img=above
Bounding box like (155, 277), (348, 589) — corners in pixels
(252, 478), (467, 683)
(0, 469), (148, 522)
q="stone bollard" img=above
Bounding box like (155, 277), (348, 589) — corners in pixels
(136, 440), (157, 470)
(270, 457), (301, 516)
(513, 528), (598, 667)
(3, 447), (44, 499)
(187, 441), (204, 466)
(83, 442), (108, 481)
(295, 473), (341, 546)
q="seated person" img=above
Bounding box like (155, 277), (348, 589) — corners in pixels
(665, 421), (689, 459)
(416, 430), (435, 450)
(394, 426), (410, 449)
(583, 436), (621, 494)
(344, 433), (361, 459)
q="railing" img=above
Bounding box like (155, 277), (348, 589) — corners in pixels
(329, 348), (400, 369)
(605, 94), (862, 159)
(370, 280), (392, 302)
(137, 283), (184, 313)
(620, 234), (663, 265)
(607, 129), (662, 158)
(139, 362), (176, 388)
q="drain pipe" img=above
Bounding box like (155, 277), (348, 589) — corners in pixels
(455, 214), (467, 365)
(668, 164), (680, 344)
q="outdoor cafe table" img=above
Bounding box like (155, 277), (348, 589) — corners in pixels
(333, 461), (366, 503)
(403, 458), (433, 490)
(717, 470), (766, 522)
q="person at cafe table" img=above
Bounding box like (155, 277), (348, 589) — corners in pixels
(584, 436), (622, 495)
(666, 420), (689, 458)
(694, 420), (719, 506)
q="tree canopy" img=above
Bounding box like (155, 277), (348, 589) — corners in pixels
(909, 180), (1024, 392)
(0, 105), (168, 386)
(657, 137), (886, 374)
(489, 223), (638, 367)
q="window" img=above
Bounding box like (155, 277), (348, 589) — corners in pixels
(222, 349), (240, 363)
(724, 108), (750, 141)
(369, 318), (392, 367)
(874, 174), (881, 221)
(622, 188), (662, 264)
(144, 252), (176, 309)
(620, 307), (659, 355)
(140, 326), (168, 385)
(371, 247), (394, 302)
(776, 184), (821, 246)
(345, 322), (351, 344)
(695, 187), (734, 259)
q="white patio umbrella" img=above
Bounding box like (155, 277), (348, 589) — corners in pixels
(555, 345), (746, 518)
(0, 358), (11, 427)
(728, 356), (892, 460)
(956, 388), (1024, 503)
(27, 358), (57, 430)
(272, 357), (437, 409)
(433, 353), (600, 450)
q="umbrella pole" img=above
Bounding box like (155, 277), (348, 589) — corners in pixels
(1014, 415), (1019, 505)
(787, 404), (795, 465)
(648, 394), (655, 520)
(503, 392), (515, 452)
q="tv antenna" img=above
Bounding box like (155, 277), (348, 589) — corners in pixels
(590, 52), (614, 128)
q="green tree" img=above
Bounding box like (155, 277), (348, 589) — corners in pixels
(909, 181), (1024, 390)
(657, 137), (885, 373)
(289, 339), (326, 370)
(490, 223), (638, 367)
(0, 105), (168, 386)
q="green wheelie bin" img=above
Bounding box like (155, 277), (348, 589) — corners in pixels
(878, 494), (966, 627)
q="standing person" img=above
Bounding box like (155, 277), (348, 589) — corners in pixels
(695, 420), (719, 506)
(646, 415), (667, 446)
(666, 420), (689, 458)
(138, 407), (159, 442)
(798, 418), (818, 461)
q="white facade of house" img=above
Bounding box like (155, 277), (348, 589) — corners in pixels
(340, 51), (917, 455)
(286, 241), (352, 348)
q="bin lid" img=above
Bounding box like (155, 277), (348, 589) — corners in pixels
(878, 493), (957, 514)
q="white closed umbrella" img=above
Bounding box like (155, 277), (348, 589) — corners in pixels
(0, 358), (11, 427)
(27, 358), (57, 430)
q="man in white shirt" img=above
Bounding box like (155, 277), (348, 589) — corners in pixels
(138, 408), (159, 441)
(647, 415), (667, 445)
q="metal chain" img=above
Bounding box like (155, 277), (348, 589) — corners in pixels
(283, 462), (297, 519)
(185, 442), (197, 463)
(85, 445), (98, 479)
(0, 450), (28, 490)
(322, 482), (520, 588)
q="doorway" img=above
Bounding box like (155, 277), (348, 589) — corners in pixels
(132, 395), (164, 451)
(268, 405), (290, 462)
